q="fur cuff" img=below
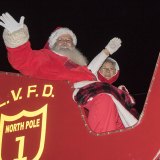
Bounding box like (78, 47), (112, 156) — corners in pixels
(3, 24), (29, 48)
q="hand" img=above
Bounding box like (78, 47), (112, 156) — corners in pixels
(105, 37), (122, 55)
(0, 12), (25, 33)
(118, 85), (129, 93)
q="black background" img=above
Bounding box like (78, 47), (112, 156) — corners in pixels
(0, 0), (160, 113)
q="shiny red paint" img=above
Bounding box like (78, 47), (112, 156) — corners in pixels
(0, 55), (160, 159)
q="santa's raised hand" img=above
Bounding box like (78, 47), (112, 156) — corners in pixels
(0, 12), (25, 33)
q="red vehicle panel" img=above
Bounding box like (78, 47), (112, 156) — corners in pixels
(0, 55), (160, 160)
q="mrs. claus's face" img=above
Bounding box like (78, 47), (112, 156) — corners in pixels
(99, 62), (116, 79)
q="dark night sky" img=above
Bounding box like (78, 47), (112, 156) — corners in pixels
(0, 0), (160, 113)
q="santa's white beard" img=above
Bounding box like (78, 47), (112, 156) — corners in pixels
(52, 45), (88, 66)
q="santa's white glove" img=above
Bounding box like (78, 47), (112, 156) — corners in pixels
(105, 37), (122, 55)
(0, 12), (25, 33)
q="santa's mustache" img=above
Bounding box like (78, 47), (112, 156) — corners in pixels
(52, 46), (88, 66)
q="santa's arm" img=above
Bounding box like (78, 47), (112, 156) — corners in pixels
(88, 37), (122, 76)
(0, 13), (51, 74)
(0, 13), (36, 72)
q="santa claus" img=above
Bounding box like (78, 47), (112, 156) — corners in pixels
(0, 12), (94, 82)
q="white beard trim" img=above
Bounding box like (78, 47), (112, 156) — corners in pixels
(52, 46), (88, 66)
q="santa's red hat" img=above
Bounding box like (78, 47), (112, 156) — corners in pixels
(46, 27), (77, 49)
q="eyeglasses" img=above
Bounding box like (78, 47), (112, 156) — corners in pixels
(101, 68), (116, 71)
(57, 38), (72, 43)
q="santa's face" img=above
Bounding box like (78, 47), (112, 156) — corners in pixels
(51, 35), (88, 66)
(55, 34), (74, 50)
(99, 62), (116, 79)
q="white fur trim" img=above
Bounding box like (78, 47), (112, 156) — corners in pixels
(109, 94), (138, 127)
(48, 27), (77, 48)
(3, 24), (29, 48)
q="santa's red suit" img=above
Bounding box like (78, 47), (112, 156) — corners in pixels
(6, 41), (94, 82)
(73, 51), (138, 133)
(3, 26), (94, 83)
